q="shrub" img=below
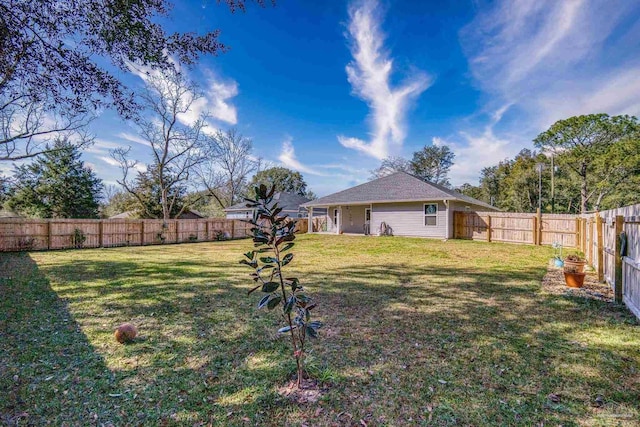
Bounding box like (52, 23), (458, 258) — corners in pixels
(71, 228), (86, 249)
(240, 185), (323, 388)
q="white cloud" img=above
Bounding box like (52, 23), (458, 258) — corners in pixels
(128, 62), (238, 128)
(338, 0), (431, 159)
(117, 132), (151, 147)
(436, 104), (522, 186)
(460, 0), (640, 127)
(98, 156), (121, 167)
(85, 138), (126, 154)
(278, 137), (327, 176)
(441, 0), (640, 186)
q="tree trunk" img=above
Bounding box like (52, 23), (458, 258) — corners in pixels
(580, 162), (588, 214)
(161, 188), (169, 221)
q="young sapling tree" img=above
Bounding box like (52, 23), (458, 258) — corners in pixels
(240, 184), (322, 388)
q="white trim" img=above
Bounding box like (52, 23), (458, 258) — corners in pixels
(424, 203), (438, 227)
(443, 200), (450, 238)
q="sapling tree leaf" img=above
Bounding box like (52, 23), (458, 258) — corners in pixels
(257, 294), (270, 309)
(306, 325), (318, 339)
(282, 253), (294, 266)
(281, 242), (295, 252)
(267, 296), (282, 310)
(262, 282), (280, 293)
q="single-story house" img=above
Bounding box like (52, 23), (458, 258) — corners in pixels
(224, 192), (312, 219)
(301, 171), (499, 238)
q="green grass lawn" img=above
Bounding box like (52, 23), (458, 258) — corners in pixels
(1, 234), (639, 426)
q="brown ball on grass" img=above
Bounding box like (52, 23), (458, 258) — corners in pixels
(114, 323), (137, 344)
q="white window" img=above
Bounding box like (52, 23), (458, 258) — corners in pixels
(424, 203), (437, 226)
(333, 208), (338, 226)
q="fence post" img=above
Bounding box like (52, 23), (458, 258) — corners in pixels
(47, 220), (52, 250)
(532, 215), (537, 245)
(575, 218), (581, 249)
(614, 215), (624, 303)
(98, 220), (104, 248)
(536, 208), (542, 245)
(486, 215), (492, 243)
(231, 220), (236, 239)
(175, 220), (180, 243)
(596, 212), (604, 282)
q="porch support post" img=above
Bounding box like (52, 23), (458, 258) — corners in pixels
(337, 206), (341, 234)
(308, 207), (313, 233)
(443, 200), (450, 239)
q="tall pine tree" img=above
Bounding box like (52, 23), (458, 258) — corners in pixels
(7, 139), (103, 218)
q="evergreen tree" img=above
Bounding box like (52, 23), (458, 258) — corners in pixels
(7, 139), (103, 218)
(125, 164), (188, 219)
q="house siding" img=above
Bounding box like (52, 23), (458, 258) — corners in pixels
(226, 210), (252, 219)
(371, 201), (447, 238)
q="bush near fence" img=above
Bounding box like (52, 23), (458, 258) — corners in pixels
(0, 218), (309, 252)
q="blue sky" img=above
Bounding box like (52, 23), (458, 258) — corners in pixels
(63, 0), (640, 196)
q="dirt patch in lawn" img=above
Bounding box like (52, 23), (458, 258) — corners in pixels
(541, 263), (614, 302)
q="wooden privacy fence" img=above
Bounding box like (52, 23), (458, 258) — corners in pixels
(579, 204), (640, 319)
(454, 204), (640, 320)
(454, 210), (580, 247)
(0, 217), (309, 252)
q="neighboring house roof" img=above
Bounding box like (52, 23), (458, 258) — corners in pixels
(301, 171), (499, 211)
(225, 192), (311, 212)
(109, 210), (135, 219)
(0, 209), (20, 218)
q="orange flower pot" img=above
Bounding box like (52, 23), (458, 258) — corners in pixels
(564, 271), (586, 288)
(564, 259), (586, 273)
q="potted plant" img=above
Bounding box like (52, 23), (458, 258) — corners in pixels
(564, 265), (586, 288)
(564, 254), (586, 273)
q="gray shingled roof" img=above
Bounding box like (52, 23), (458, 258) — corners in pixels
(225, 192), (311, 212)
(301, 171), (498, 210)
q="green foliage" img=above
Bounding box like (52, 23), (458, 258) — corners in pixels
(410, 145), (455, 187)
(534, 114), (640, 212)
(240, 184), (322, 387)
(370, 144), (455, 187)
(129, 164), (188, 219)
(71, 228), (87, 249)
(249, 167), (314, 199)
(6, 139), (103, 218)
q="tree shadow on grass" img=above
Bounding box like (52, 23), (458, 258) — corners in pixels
(0, 252), (121, 426)
(299, 263), (640, 426)
(3, 246), (638, 426)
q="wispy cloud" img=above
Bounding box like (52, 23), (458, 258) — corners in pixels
(117, 132), (151, 147)
(337, 0), (431, 159)
(441, 0), (640, 185)
(128, 62), (238, 127)
(278, 137), (326, 176)
(460, 0), (640, 127)
(435, 104), (523, 186)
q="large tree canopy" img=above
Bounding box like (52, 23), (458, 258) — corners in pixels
(410, 145), (455, 186)
(6, 138), (103, 218)
(534, 114), (639, 213)
(370, 144), (455, 187)
(249, 167), (314, 199)
(0, 0), (264, 161)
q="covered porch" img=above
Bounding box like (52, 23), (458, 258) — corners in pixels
(306, 204), (372, 235)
